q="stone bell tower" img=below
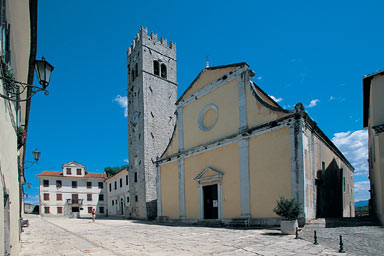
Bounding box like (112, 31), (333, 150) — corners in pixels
(127, 27), (177, 219)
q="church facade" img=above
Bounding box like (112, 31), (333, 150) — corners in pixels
(156, 62), (355, 224)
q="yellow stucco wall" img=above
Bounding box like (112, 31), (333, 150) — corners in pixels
(160, 162), (179, 219)
(183, 79), (239, 151)
(245, 83), (287, 128)
(249, 127), (292, 218)
(184, 143), (241, 219)
(162, 125), (179, 158)
(182, 67), (237, 99)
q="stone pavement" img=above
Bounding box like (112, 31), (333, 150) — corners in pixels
(20, 214), (347, 256)
(300, 218), (384, 256)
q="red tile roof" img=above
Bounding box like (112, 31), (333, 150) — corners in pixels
(36, 171), (62, 177)
(85, 173), (106, 178)
(36, 171), (106, 179)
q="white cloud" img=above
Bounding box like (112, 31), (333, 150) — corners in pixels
(354, 181), (370, 201)
(307, 99), (319, 108)
(114, 95), (128, 117)
(332, 130), (368, 176)
(269, 95), (283, 103)
(24, 194), (39, 205)
(329, 96), (336, 101)
(124, 159), (129, 163)
(257, 76), (262, 80)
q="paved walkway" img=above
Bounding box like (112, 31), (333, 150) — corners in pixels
(300, 218), (384, 256)
(20, 214), (346, 256)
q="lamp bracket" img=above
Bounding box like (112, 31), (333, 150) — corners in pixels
(0, 76), (49, 102)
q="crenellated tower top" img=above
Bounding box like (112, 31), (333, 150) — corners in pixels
(127, 26), (176, 58)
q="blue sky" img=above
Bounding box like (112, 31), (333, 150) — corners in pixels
(24, 0), (384, 204)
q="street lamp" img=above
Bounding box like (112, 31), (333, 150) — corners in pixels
(0, 57), (54, 102)
(24, 149), (41, 169)
(32, 149), (40, 162)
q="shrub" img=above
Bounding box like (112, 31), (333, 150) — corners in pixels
(273, 197), (301, 220)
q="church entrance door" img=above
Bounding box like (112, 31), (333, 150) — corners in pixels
(203, 184), (218, 219)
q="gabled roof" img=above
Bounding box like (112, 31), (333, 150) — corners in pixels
(176, 62), (249, 105)
(363, 69), (384, 128)
(62, 161), (85, 168)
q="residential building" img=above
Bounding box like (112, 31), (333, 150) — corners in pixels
(105, 168), (130, 216)
(157, 62), (355, 225)
(363, 70), (384, 225)
(0, 0), (38, 254)
(37, 161), (106, 217)
(127, 27), (177, 219)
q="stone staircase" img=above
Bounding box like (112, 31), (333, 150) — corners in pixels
(304, 218), (326, 228)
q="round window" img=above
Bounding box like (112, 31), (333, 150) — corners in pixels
(198, 104), (218, 131)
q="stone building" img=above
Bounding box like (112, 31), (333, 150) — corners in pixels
(37, 161), (107, 218)
(363, 70), (384, 225)
(126, 27), (177, 219)
(0, 0), (38, 254)
(105, 168), (130, 217)
(156, 62), (355, 225)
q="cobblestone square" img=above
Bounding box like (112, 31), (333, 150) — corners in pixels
(19, 214), (351, 256)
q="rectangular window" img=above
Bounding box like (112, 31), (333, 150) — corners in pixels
(56, 180), (62, 188)
(126, 175), (128, 185)
(112, 200), (114, 206)
(87, 181), (92, 189)
(98, 182), (103, 189)
(322, 161), (325, 170)
(120, 178), (122, 188)
(134, 172), (137, 182)
(76, 169), (82, 175)
(99, 194), (104, 201)
(43, 180), (49, 187)
(56, 194), (62, 201)
(127, 197), (129, 203)
(57, 207), (63, 214)
(114, 181), (117, 190)
(88, 207), (92, 213)
(99, 207), (104, 213)
(72, 181), (77, 188)
(87, 194), (92, 201)
(135, 195), (138, 202)
(72, 193), (78, 204)
(66, 168), (71, 175)
(44, 207), (50, 214)
(109, 183), (111, 192)
(43, 193), (49, 201)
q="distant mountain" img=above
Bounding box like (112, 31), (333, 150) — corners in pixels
(355, 200), (369, 207)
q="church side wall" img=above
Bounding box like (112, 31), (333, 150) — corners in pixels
(249, 127), (291, 218)
(303, 126), (355, 220)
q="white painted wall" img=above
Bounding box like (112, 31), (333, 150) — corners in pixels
(39, 176), (106, 217)
(106, 170), (130, 216)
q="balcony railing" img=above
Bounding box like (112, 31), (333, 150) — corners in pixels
(66, 199), (83, 205)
